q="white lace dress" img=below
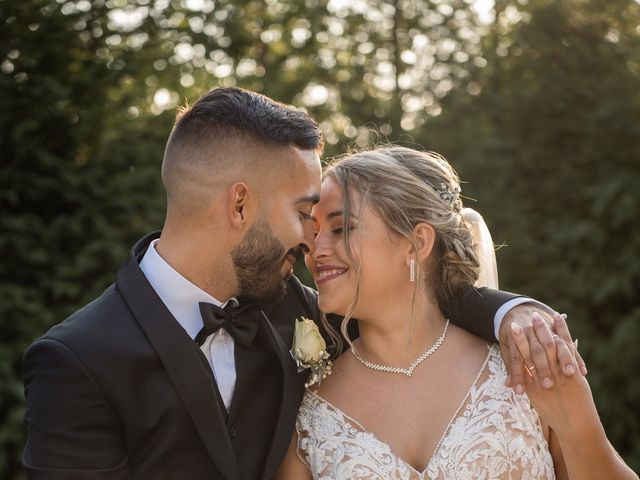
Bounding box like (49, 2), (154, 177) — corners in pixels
(296, 345), (555, 479)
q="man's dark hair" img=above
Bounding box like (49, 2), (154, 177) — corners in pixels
(171, 87), (324, 153)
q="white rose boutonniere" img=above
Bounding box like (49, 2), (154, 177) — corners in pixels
(291, 317), (333, 388)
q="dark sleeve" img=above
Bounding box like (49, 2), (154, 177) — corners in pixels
(22, 338), (133, 480)
(443, 287), (525, 342)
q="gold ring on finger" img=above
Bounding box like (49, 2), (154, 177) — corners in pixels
(524, 364), (536, 377)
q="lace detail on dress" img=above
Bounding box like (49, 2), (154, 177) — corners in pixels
(296, 345), (555, 480)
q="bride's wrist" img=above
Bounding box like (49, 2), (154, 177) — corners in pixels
(551, 410), (606, 444)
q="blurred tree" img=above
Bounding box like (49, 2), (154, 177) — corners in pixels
(94, 0), (483, 152)
(421, 0), (640, 469)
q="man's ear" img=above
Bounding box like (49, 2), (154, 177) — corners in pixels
(227, 182), (250, 230)
(407, 222), (436, 265)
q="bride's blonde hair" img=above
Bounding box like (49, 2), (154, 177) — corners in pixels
(321, 146), (481, 350)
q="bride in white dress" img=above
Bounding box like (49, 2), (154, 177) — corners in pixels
(276, 147), (637, 480)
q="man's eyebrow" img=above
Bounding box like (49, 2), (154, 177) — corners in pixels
(294, 194), (321, 205)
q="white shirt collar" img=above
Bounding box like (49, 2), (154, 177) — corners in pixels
(139, 239), (233, 339)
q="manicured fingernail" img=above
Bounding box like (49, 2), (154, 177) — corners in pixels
(565, 364), (575, 375)
(532, 313), (542, 324)
(561, 313), (567, 319)
(580, 365), (588, 375)
(511, 322), (523, 335)
(543, 377), (554, 388)
(515, 384), (525, 394)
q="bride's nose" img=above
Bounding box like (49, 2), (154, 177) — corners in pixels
(311, 229), (332, 261)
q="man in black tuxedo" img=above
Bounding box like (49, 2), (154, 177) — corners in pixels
(22, 87), (580, 479)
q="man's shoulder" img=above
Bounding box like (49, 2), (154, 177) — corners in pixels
(31, 283), (135, 354)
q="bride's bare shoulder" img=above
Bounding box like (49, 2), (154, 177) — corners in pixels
(448, 322), (493, 351)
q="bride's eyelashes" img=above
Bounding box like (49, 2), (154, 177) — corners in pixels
(331, 224), (356, 235)
(311, 222), (357, 238)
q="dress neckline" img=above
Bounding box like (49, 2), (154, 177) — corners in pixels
(305, 344), (497, 476)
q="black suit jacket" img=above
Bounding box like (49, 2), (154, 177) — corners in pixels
(22, 232), (522, 479)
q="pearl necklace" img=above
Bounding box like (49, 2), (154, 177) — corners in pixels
(350, 319), (450, 377)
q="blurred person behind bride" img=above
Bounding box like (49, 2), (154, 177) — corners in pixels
(276, 146), (638, 479)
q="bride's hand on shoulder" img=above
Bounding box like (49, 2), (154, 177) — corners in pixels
(510, 312), (594, 433)
(499, 305), (587, 396)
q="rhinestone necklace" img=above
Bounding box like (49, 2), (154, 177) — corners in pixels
(350, 319), (450, 377)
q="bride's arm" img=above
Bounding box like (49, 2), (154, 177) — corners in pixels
(274, 432), (313, 480)
(545, 391), (636, 480)
(512, 314), (638, 480)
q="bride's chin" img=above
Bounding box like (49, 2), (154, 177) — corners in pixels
(318, 297), (346, 317)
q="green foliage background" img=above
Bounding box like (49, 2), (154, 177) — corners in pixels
(2, 0), (639, 477)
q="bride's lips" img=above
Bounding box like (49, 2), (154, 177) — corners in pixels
(314, 265), (348, 285)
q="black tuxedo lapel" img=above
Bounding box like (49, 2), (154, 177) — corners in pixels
(116, 233), (241, 480)
(259, 310), (306, 480)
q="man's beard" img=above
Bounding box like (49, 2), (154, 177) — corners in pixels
(230, 216), (293, 304)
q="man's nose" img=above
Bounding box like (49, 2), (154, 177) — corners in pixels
(299, 221), (316, 256)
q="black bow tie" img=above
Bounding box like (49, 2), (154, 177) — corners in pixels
(196, 302), (260, 348)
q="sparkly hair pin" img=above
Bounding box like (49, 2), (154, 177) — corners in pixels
(436, 183), (461, 205)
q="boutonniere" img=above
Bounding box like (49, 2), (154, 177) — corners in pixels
(291, 317), (333, 388)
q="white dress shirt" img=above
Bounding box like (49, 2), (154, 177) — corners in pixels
(494, 297), (545, 339)
(139, 239), (237, 410)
